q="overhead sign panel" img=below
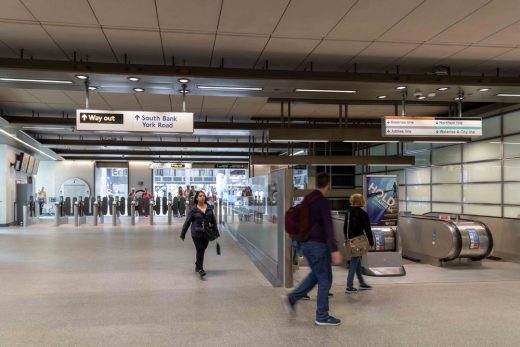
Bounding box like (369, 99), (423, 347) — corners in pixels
(382, 116), (482, 137)
(76, 109), (194, 133)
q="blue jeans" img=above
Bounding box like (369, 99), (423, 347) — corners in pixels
(347, 256), (367, 289)
(288, 241), (332, 321)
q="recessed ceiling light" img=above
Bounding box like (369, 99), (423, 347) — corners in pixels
(479, 88), (491, 92)
(496, 93), (520, 97)
(75, 75), (88, 80)
(197, 85), (262, 91)
(127, 76), (140, 82)
(377, 95), (387, 99)
(295, 88), (356, 93)
(396, 86), (407, 90)
(88, 86), (97, 90)
(0, 77), (72, 84)
(133, 88), (145, 92)
(178, 89), (190, 94)
(417, 96), (426, 100)
(437, 87), (449, 91)
(454, 96), (463, 101)
(178, 78), (190, 83)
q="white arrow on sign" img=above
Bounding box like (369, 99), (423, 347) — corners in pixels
(81, 114), (87, 121)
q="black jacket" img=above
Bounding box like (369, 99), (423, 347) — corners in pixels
(181, 205), (220, 239)
(343, 207), (374, 247)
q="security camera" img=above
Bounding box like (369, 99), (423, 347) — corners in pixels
(413, 89), (424, 99)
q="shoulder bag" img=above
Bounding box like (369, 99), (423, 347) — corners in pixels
(202, 213), (218, 242)
(345, 211), (370, 257)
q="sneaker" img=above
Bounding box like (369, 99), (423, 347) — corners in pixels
(315, 316), (341, 326)
(359, 284), (372, 290)
(302, 294), (311, 300)
(328, 292), (334, 297)
(198, 269), (206, 278)
(345, 287), (358, 294)
(281, 295), (296, 317)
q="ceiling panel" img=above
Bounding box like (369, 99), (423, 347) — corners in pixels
(0, 22), (68, 60)
(23, 0), (98, 25)
(352, 42), (419, 69)
(157, 0), (220, 32)
(0, 41), (17, 58)
(89, 0), (158, 29)
(273, 0), (356, 39)
(44, 25), (115, 63)
(104, 29), (163, 65)
(199, 108), (230, 117)
(211, 34), (269, 68)
(162, 32), (214, 67)
(475, 48), (520, 74)
(0, 0), (34, 20)
(479, 21), (520, 46)
(254, 38), (320, 70)
(1, 101), (57, 112)
(380, 0), (490, 42)
(397, 44), (467, 70)
(201, 96), (237, 109)
(135, 93), (172, 110)
(63, 91), (110, 107)
(25, 89), (75, 104)
(327, 0), (423, 40)
(440, 46), (513, 70)
(98, 92), (141, 109)
(302, 40), (371, 71)
(0, 88), (41, 102)
(348, 104), (394, 117)
(171, 95), (204, 109)
(405, 105), (448, 116)
(219, 0), (289, 35)
(229, 102), (265, 117)
(429, 0), (520, 44)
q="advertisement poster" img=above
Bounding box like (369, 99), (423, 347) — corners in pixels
(364, 175), (398, 226)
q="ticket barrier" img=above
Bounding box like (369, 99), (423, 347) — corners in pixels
(73, 201), (87, 226)
(399, 212), (493, 266)
(54, 200), (68, 226)
(333, 216), (406, 276)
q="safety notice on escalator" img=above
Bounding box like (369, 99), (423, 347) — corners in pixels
(468, 228), (480, 249)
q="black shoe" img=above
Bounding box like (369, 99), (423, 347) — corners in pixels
(302, 294), (311, 300)
(281, 295), (296, 317)
(198, 269), (206, 278)
(359, 284), (372, 290)
(345, 287), (358, 294)
(315, 316), (341, 326)
(328, 292), (334, 297)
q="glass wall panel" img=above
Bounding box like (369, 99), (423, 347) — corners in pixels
(407, 201), (431, 215)
(503, 110), (520, 135)
(387, 143), (398, 155)
(432, 185), (461, 202)
(414, 151), (430, 167)
(432, 203), (461, 214)
(432, 165), (461, 183)
(406, 185), (430, 201)
(504, 159), (520, 181)
(95, 167), (128, 198)
(355, 175), (362, 187)
(463, 204), (501, 217)
(481, 116), (501, 139)
(399, 201), (406, 212)
(463, 161), (501, 182)
(463, 141), (500, 162)
(432, 145), (461, 165)
(503, 134), (520, 158)
(369, 144), (385, 156)
(504, 206), (520, 219)
(387, 170), (405, 185)
(463, 183), (501, 204)
(504, 182), (520, 204)
(406, 167), (431, 184)
(404, 142), (430, 154)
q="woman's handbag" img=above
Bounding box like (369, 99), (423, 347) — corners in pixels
(345, 212), (370, 257)
(202, 217), (218, 242)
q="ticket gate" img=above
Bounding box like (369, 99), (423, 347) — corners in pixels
(399, 212), (493, 266)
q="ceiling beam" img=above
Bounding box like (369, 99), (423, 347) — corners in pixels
(54, 149), (250, 156)
(250, 155), (414, 166)
(62, 156), (248, 162)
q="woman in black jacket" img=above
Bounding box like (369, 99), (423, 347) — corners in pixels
(344, 194), (374, 293)
(181, 191), (219, 278)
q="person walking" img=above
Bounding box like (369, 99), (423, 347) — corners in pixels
(37, 187), (47, 215)
(344, 193), (374, 293)
(180, 191), (219, 278)
(142, 188), (153, 217)
(283, 173), (343, 326)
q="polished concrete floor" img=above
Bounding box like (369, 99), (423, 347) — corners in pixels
(1, 218), (520, 346)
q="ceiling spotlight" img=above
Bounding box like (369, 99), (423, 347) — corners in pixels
(437, 87), (449, 91)
(75, 75), (88, 80)
(133, 88), (145, 92)
(417, 96), (426, 100)
(427, 92), (436, 97)
(178, 78), (190, 83)
(178, 89), (190, 94)
(479, 88), (491, 92)
(454, 96), (463, 101)
(377, 95), (387, 99)
(88, 86), (97, 91)
(127, 76), (140, 82)
(396, 86), (407, 90)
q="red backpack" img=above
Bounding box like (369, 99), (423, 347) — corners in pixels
(285, 194), (319, 241)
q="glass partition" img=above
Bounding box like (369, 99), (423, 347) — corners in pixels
(223, 169), (286, 286)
